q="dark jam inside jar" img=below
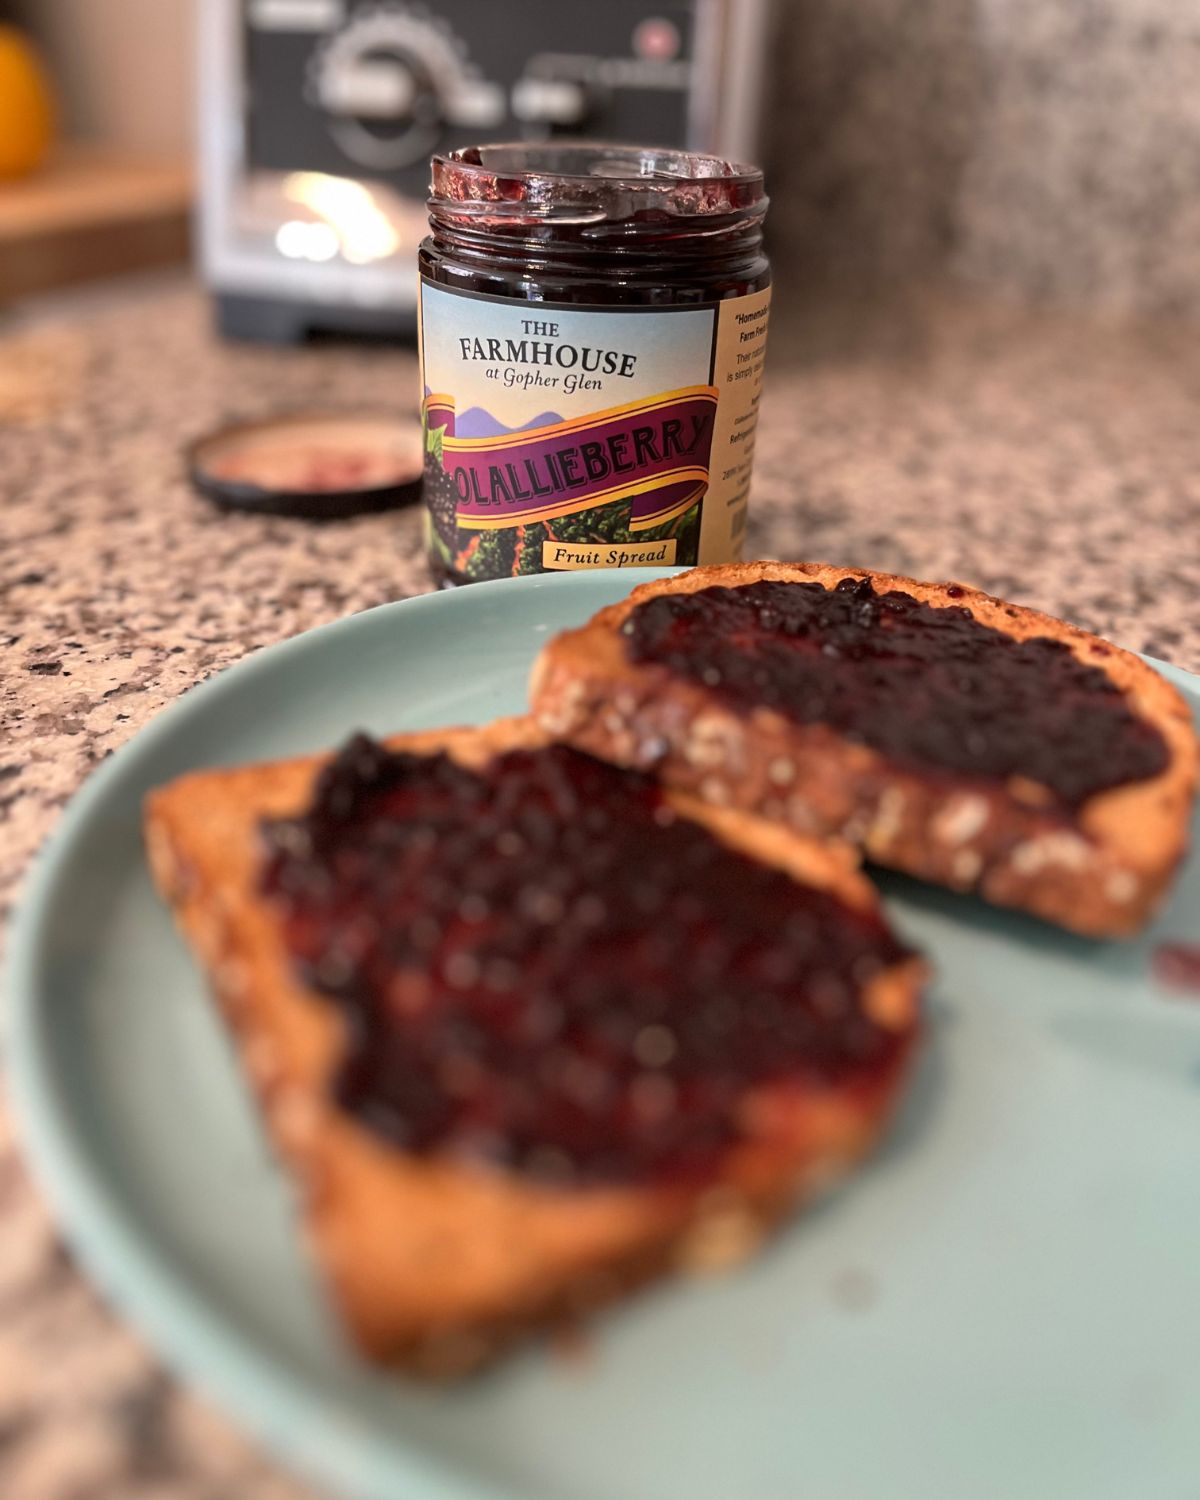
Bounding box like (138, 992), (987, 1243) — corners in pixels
(421, 144), (770, 307)
(419, 144), (771, 587)
(260, 737), (914, 1186)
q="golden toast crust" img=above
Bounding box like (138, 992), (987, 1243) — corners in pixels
(145, 715), (922, 1372)
(530, 562), (1198, 936)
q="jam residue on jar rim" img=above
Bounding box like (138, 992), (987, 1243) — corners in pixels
(624, 576), (1170, 810)
(261, 737), (915, 1187)
(430, 142), (768, 230)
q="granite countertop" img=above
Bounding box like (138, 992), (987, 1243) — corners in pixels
(1, 274), (1198, 1499)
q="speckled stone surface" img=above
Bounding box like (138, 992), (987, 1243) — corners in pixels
(2, 274), (1199, 1498)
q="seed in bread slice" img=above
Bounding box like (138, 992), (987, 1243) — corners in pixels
(145, 716), (924, 1374)
(529, 562), (1198, 937)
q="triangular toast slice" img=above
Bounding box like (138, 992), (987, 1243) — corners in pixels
(146, 717), (924, 1374)
(531, 563), (1197, 937)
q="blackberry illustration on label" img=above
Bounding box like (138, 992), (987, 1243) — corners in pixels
(416, 144), (772, 586)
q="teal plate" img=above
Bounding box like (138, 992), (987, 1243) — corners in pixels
(7, 570), (1200, 1500)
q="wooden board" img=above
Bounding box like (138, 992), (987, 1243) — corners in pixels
(0, 143), (192, 298)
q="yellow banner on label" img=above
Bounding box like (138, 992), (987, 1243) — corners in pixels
(542, 539), (678, 571)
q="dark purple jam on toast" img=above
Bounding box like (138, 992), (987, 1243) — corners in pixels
(261, 737), (916, 1184)
(624, 577), (1168, 809)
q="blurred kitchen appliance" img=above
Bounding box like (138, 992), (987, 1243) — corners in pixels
(198, 0), (773, 341)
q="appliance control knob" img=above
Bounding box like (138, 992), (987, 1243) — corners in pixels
(511, 77), (590, 127)
(319, 52), (425, 122)
(309, 6), (502, 170)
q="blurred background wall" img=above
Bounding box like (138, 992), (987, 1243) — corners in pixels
(8, 0), (1200, 316)
(765, 0), (1200, 315)
(11, 0), (192, 157)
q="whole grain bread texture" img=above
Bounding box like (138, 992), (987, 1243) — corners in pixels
(145, 716), (923, 1374)
(529, 562), (1198, 937)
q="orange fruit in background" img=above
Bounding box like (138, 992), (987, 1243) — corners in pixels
(0, 24), (56, 180)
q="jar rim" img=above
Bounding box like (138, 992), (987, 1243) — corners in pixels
(430, 142), (765, 222)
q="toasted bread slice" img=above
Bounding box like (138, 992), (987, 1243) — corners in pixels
(530, 563), (1198, 937)
(146, 717), (923, 1374)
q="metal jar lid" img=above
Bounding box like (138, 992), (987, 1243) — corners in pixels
(186, 411), (424, 520)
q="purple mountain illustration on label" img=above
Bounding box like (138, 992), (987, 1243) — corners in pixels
(453, 409), (564, 440)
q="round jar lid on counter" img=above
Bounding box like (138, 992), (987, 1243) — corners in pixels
(187, 411), (424, 519)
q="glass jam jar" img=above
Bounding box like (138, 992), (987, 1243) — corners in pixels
(418, 143), (771, 587)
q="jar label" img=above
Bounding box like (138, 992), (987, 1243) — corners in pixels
(418, 280), (770, 581)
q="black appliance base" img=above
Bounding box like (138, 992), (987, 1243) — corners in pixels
(214, 293), (419, 345)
